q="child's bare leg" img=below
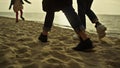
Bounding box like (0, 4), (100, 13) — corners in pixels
(16, 11), (19, 22)
(20, 10), (25, 20)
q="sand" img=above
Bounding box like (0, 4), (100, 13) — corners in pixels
(0, 16), (120, 68)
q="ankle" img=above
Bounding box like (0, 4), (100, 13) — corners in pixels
(78, 31), (89, 41)
(95, 22), (101, 27)
(80, 36), (90, 42)
(42, 31), (48, 36)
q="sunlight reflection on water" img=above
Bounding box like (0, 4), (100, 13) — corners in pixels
(0, 12), (120, 38)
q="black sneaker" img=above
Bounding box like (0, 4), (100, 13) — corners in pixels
(38, 33), (48, 42)
(73, 38), (94, 52)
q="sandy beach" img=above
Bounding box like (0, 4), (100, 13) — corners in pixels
(0, 16), (120, 68)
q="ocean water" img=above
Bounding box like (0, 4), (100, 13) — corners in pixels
(0, 12), (120, 38)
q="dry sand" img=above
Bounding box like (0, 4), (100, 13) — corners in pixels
(0, 16), (120, 68)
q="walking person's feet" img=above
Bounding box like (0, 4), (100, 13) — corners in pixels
(95, 23), (107, 39)
(38, 33), (48, 42)
(72, 38), (94, 52)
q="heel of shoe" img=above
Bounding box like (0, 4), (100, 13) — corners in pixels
(38, 33), (48, 42)
(73, 38), (94, 51)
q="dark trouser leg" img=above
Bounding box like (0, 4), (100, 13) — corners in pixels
(62, 6), (94, 51)
(39, 11), (55, 42)
(62, 6), (85, 33)
(43, 11), (55, 32)
(77, 0), (98, 24)
(77, 0), (86, 29)
(85, 0), (98, 23)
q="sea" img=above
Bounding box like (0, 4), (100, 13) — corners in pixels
(0, 12), (120, 39)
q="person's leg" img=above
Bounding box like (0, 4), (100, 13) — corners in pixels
(20, 10), (25, 20)
(62, 6), (84, 31)
(15, 11), (19, 22)
(85, 0), (107, 39)
(62, 6), (94, 51)
(85, 0), (106, 26)
(77, 0), (86, 28)
(77, 0), (102, 30)
(85, 0), (99, 24)
(42, 11), (55, 35)
(38, 11), (55, 42)
(73, 0), (86, 40)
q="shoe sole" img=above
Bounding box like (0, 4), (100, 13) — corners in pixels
(72, 46), (95, 52)
(97, 27), (107, 39)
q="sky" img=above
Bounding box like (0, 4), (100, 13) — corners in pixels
(0, 0), (120, 15)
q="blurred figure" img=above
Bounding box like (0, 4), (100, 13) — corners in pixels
(9, 0), (31, 22)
